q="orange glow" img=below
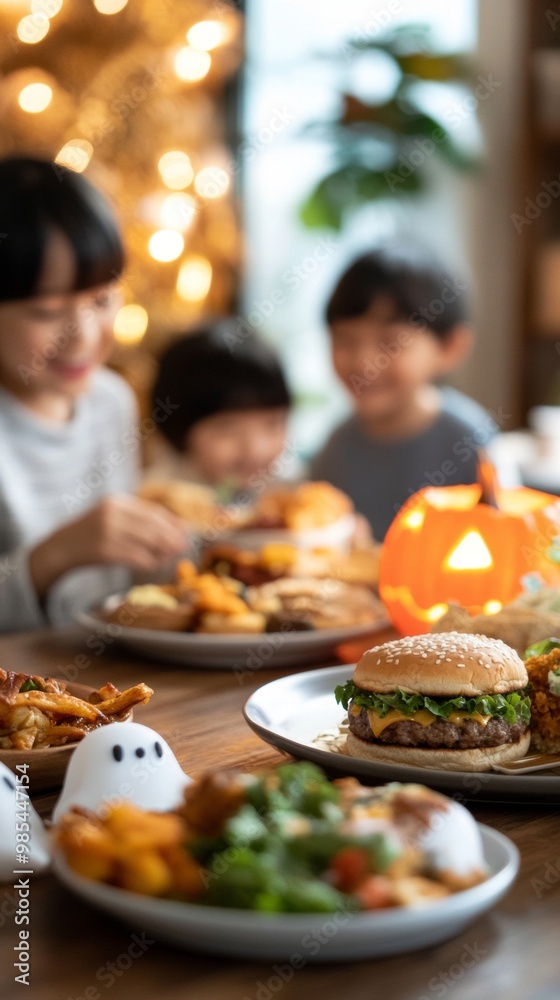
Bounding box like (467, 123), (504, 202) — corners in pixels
(483, 600), (503, 615)
(444, 530), (493, 571)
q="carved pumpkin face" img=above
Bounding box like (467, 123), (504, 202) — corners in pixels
(379, 483), (560, 636)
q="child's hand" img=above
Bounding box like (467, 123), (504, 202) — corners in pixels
(29, 495), (188, 597)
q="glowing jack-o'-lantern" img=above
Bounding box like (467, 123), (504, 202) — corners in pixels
(379, 471), (560, 637)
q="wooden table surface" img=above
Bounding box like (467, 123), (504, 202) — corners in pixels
(0, 627), (559, 1000)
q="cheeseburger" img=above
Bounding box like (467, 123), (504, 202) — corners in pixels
(335, 632), (530, 771)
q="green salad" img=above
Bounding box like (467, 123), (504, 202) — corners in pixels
(187, 763), (400, 912)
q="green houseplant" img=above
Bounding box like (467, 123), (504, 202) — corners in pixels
(300, 24), (481, 230)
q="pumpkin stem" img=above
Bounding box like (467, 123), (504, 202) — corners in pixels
(477, 451), (500, 508)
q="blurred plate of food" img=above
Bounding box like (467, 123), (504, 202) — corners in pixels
(215, 482), (357, 551)
(52, 762), (518, 961)
(200, 540), (380, 591)
(141, 480), (360, 553)
(243, 660), (560, 803)
(0, 670), (153, 792)
(77, 557), (388, 668)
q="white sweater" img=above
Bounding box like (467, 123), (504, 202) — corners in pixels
(0, 368), (138, 631)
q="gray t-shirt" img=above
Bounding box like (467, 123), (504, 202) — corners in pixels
(0, 368), (139, 631)
(310, 389), (497, 540)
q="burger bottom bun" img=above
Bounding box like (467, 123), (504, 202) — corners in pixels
(345, 730), (531, 773)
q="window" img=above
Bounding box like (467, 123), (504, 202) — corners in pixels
(242, 0), (478, 460)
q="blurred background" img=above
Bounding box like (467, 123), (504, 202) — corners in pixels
(0, 0), (558, 474)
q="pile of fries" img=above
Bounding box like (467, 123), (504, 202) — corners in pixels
(0, 670), (153, 750)
(56, 803), (203, 896)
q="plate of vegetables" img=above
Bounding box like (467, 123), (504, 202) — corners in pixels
(53, 763), (518, 961)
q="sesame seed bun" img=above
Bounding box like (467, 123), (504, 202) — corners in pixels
(345, 730), (531, 772)
(353, 632), (528, 697)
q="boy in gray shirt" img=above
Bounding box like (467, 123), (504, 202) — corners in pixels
(311, 248), (498, 539)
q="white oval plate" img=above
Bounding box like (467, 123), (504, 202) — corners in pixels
(243, 665), (560, 803)
(76, 609), (388, 669)
(53, 825), (517, 962)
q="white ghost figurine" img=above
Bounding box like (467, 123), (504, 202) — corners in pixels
(0, 762), (51, 881)
(52, 722), (190, 823)
(412, 799), (488, 882)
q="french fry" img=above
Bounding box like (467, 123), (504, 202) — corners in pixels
(0, 672), (154, 750)
(12, 690), (107, 721)
(94, 683), (154, 716)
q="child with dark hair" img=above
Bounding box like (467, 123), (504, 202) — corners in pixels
(149, 322), (293, 492)
(0, 157), (185, 631)
(311, 247), (497, 539)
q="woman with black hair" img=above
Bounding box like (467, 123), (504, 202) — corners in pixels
(148, 322), (293, 494)
(0, 157), (185, 631)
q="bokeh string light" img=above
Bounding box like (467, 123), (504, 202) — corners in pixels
(0, 0), (242, 367)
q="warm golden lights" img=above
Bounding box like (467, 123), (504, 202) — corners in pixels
(18, 82), (52, 113)
(194, 166), (229, 199)
(176, 255), (212, 301)
(157, 151), (194, 191)
(55, 139), (93, 172)
(113, 304), (148, 345)
(483, 600), (503, 615)
(93, 0), (128, 14)
(17, 13), (49, 43)
(148, 229), (184, 263)
(160, 193), (196, 232)
(186, 20), (225, 51)
(174, 46), (211, 82)
(30, 0), (63, 16)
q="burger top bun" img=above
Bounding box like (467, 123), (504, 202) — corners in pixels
(353, 631), (528, 697)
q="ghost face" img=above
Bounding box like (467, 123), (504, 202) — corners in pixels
(0, 763), (51, 881)
(52, 723), (190, 823)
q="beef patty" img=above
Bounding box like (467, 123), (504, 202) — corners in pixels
(349, 704), (528, 749)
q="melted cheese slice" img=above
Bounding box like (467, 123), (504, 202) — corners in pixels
(363, 707), (491, 738)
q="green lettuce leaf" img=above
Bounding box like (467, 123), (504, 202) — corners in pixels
(523, 637), (560, 661)
(335, 681), (530, 726)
